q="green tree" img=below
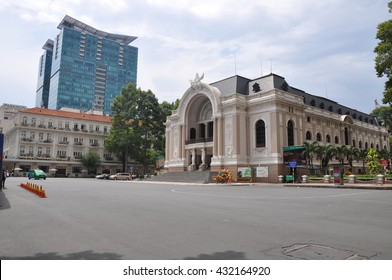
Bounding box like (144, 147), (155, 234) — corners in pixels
(346, 146), (359, 171)
(302, 141), (318, 174)
(370, 105), (392, 133)
(355, 149), (369, 174)
(315, 144), (335, 174)
(80, 152), (101, 174)
(374, 2), (392, 105)
(106, 83), (164, 174)
(367, 148), (382, 174)
(332, 145), (349, 166)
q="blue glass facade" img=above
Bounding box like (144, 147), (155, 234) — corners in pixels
(35, 41), (53, 108)
(37, 16), (138, 116)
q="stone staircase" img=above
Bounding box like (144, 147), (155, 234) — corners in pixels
(147, 170), (212, 184)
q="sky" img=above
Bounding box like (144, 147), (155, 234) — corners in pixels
(0, 0), (390, 114)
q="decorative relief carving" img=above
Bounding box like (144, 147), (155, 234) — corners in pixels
(225, 123), (232, 143)
(226, 146), (232, 157)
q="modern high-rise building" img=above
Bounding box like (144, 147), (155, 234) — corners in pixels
(35, 15), (138, 115)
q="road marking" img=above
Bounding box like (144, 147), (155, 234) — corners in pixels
(170, 188), (373, 200)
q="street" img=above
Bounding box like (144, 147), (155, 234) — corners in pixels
(0, 177), (391, 260)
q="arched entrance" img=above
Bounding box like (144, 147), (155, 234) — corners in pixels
(184, 94), (214, 170)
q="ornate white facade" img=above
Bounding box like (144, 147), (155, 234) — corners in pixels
(165, 73), (390, 182)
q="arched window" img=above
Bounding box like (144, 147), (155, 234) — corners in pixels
(287, 120), (294, 146)
(352, 139), (356, 147)
(22, 116), (28, 124)
(316, 133), (322, 142)
(344, 127), (349, 145)
(335, 136), (339, 144)
(365, 142), (368, 149)
(190, 128), (196, 140)
(326, 135), (331, 143)
(255, 120), (266, 148)
(359, 141), (362, 149)
(306, 131), (312, 140)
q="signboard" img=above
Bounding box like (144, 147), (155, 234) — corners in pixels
(237, 167), (251, 178)
(380, 160), (389, 167)
(255, 167), (269, 178)
(283, 145), (306, 164)
(333, 166), (343, 185)
(288, 161), (297, 168)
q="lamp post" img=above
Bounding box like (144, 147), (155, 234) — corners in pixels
(124, 119), (134, 172)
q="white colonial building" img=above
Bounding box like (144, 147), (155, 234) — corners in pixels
(164, 73), (390, 182)
(3, 107), (122, 176)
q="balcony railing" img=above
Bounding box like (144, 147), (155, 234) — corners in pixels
(185, 137), (213, 145)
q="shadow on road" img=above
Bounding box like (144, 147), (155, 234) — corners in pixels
(0, 190), (11, 210)
(184, 250), (247, 260)
(0, 250), (123, 260)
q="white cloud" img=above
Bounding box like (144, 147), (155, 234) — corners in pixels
(0, 0), (389, 113)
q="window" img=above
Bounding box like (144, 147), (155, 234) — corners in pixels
(37, 147), (43, 155)
(359, 141), (362, 149)
(287, 120), (294, 146)
(31, 117), (36, 126)
(335, 136), (339, 144)
(255, 120), (266, 147)
(22, 116), (28, 125)
(39, 132), (44, 141)
(190, 128), (196, 139)
(344, 127), (349, 145)
(199, 123), (206, 138)
(20, 146), (25, 154)
(307, 117), (311, 123)
(28, 146), (34, 155)
(306, 131), (312, 140)
(316, 133), (322, 141)
(326, 135), (331, 143)
(46, 147), (51, 156)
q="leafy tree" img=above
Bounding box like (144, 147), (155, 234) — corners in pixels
(346, 146), (359, 171)
(370, 105), (392, 133)
(315, 144), (335, 174)
(332, 145), (348, 166)
(302, 141), (318, 173)
(374, 2), (392, 105)
(105, 83), (164, 174)
(80, 152), (101, 174)
(355, 149), (369, 174)
(367, 148), (382, 174)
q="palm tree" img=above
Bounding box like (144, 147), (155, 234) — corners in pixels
(302, 141), (318, 174)
(315, 144), (335, 174)
(346, 146), (359, 172)
(333, 145), (349, 166)
(355, 149), (368, 174)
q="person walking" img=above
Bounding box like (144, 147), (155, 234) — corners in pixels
(2, 169), (6, 189)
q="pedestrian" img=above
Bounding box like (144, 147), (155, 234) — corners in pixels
(1, 169), (6, 189)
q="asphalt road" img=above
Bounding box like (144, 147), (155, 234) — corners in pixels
(0, 177), (391, 260)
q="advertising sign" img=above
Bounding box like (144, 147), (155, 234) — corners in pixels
(283, 146), (306, 164)
(237, 167), (251, 178)
(255, 166), (269, 178)
(333, 166), (343, 185)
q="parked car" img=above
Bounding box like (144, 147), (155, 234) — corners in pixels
(109, 173), (132, 180)
(95, 173), (110, 179)
(28, 169), (47, 180)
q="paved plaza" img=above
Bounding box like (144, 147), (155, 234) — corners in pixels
(0, 177), (391, 260)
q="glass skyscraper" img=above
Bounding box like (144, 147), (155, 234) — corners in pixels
(35, 15), (138, 115)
